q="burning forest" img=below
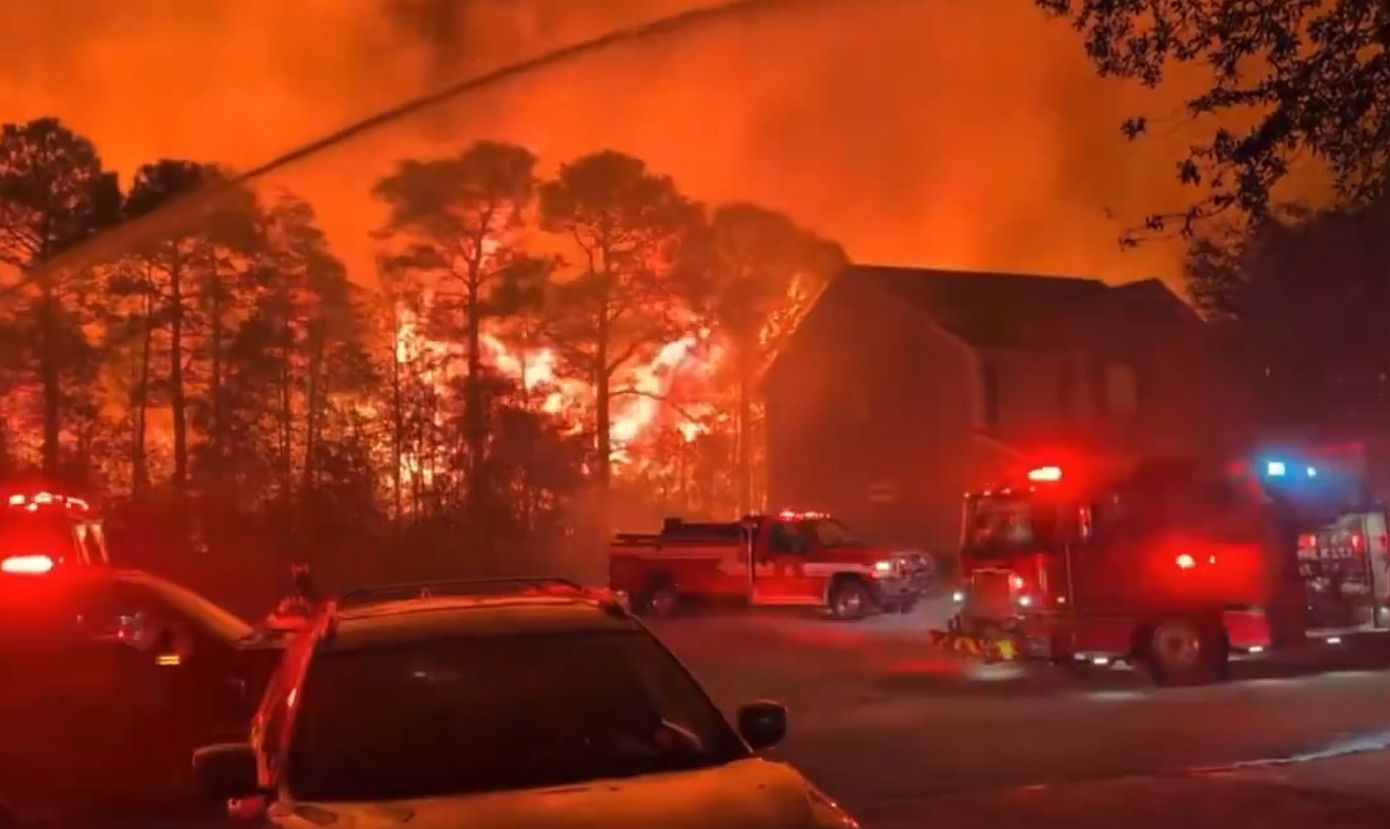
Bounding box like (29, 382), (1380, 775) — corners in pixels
(0, 116), (842, 580)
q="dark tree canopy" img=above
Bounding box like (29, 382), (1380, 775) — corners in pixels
(1186, 195), (1390, 429)
(1038, 0), (1390, 236)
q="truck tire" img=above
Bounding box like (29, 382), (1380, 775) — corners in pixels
(1141, 617), (1227, 686)
(640, 582), (679, 618)
(828, 578), (870, 621)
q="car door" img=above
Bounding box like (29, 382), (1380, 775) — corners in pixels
(92, 578), (247, 799)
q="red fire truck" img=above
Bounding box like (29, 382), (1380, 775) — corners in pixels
(0, 487), (108, 575)
(946, 451), (1390, 684)
(609, 511), (934, 620)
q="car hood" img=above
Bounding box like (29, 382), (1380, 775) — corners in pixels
(283, 759), (855, 829)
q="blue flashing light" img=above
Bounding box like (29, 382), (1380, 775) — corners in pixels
(1266, 460), (1287, 478)
(1306, 465), (1318, 478)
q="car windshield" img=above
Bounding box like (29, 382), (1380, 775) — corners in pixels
(287, 631), (745, 801)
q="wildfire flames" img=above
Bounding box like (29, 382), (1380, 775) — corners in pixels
(397, 317), (723, 470)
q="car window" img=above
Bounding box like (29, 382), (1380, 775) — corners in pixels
(286, 630), (745, 801)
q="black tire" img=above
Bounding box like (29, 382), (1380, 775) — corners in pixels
(828, 578), (870, 621)
(1141, 617), (1227, 686)
(640, 581), (679, 618)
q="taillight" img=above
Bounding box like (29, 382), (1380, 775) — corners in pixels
(1, 554), (55, 574)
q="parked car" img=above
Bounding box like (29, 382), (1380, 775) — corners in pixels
(195, 578), (860, 828)
(0, 566), (279, 822)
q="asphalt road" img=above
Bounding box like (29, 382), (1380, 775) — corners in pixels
(650, 596), (1390, 827)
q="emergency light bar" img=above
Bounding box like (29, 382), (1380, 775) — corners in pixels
(4, 491), (89, 512)
(1027, 465), (1063, 482)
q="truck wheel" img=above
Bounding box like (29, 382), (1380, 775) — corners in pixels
(829, 579), (870, 621)
(1143, 618), (1227, 686)
(642, 583), (679, 618)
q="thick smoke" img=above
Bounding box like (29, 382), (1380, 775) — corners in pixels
(0, 0), (1199, 286)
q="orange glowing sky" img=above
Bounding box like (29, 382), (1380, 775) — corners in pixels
(0, 0), (1210, 292)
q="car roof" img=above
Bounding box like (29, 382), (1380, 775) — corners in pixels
(323, 594), (640, 653)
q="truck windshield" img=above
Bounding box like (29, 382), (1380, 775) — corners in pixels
(963, 496), (1059, 557)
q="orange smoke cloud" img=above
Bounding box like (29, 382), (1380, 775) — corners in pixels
(0, 0), (1202, 290)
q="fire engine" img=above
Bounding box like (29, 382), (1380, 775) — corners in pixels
(0, 487), (108, 575)
(945, 449), (1390, 684)
(609, 511), (934, 620)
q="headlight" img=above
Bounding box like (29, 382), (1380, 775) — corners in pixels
(952, 590), (965, 603)
(873, 560), (895, 574)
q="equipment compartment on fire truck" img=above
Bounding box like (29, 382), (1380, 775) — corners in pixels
(1296, 508), (1390, 635)
(610, 512), (931, 621)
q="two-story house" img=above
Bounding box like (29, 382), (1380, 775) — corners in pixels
(763, 265), (1218, 554)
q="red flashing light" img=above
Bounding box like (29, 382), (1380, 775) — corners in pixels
(1027, 465), (1063, 483)
(1175, 553), (1197, 570)
(32, 492), (54, 505)
(2, 554), (55, 575)
(1351, 533), (1364, 551)
(1009, 573), (1026, 591)
(6, 494), (25, 507)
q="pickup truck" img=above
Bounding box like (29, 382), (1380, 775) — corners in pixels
(610, 511), (933, 620)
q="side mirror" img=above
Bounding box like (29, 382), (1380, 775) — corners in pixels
(737, 700), (787, 751)
(192, 742), (260, 804)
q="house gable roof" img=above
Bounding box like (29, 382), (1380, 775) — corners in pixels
(844, 265), (1197, 349)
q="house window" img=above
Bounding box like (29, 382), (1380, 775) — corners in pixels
(982, 364), (1000, 432)
(1105, 363), (1139, 415)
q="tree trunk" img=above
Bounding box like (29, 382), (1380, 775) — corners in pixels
(391, 342), (404, 522)
(132, 285), (154, 493)
(279, 343), (293, 495)
(38, 279), (61, 476)
(464, 275), (488, 536)
(595, 328), (611, 492)
(302, 327), (323, 494)
(735, 346), (754, 514)
(208, 257), (225, 468)
(169, 256), (188, 491)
